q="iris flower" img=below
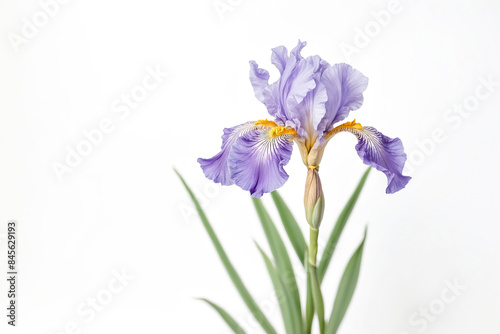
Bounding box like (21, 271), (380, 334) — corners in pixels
(198, 41), (411, 200)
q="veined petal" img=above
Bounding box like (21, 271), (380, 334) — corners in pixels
(282, 58), (317, 138)
(249, 61), (270, 104)
(251, 41), (317, 137)
(228, 128), (294, 198)
(327, 121), (411, 194)
(197, 121), (257, 186)
(271, 45), (289, 74)
(289, 55), (330, 148)
(318, 64), (368, 135)
(290, 79), (327, 147)
(278, 41), (316, 131)
(270, 40), (306, 74)
(306, 55), (330, 74)
(290, 40), (307, 60)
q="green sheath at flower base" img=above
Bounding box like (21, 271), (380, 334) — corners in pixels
(304, 168), (325, 229)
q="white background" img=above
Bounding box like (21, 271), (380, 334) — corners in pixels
(1, 0), (500, 333)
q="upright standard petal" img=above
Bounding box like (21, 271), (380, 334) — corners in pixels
(271, 45), (289, 74)
(326, 121), (411, 194)
(318, 64), (368, 136)
(276, 41), (316, 138)
(249, 61), (270, 104)
(289, 55), (330, 148)
(197, 122), (257, 186)
(250, 41), (317, 138)
(228, 128), (294, 198)
(280, 57), (317, 138)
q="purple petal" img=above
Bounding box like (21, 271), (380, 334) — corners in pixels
(228, 128), (294, 198)
(290, 79), (327, 142)
(249, 61), (270, 104)
(353, 126), (411, 194)
(271, 45), (288, 74)
(289, 56), (331, 140)
(270, 40), (306, 74)
(282, 58), (317, 137)
(197, 122), (256, 186)
(264, 42), (316, 136)
(250, 41), (316, 135)
(306, 55), (330, 75)
(318, 63), (368, 134)
(290, 40), (307, 60)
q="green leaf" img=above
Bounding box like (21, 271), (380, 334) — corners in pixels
(198, 298), (246, 334)
(256, 243), (302, 334)
(326, 228), (367, 334)
(318, 167), (371, 283)
(270, 191), (307, 263)
(175, 170), (276, 334)
(252, 198), (302, 328)
(308, 262), (325, 334)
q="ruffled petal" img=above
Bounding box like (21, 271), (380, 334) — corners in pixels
(318, 63), (368, 135)
(228, 128), (294, 198)
(250, 41), (317, 137)
(306, 55), (330, 73)
(268, 42), (316, 136)
(328, 123), (411, 193)
(289, 55), (330, 146)
(281, 57), (317, 137)
(290, 40), (307, 60)
(271, 45), (288, 74)
(249, 61), (270, 104)
(197, 122), (257, 186)
(270, 40), (306, 73)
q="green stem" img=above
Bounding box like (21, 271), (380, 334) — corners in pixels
(305, 226), (324, 334)
(309, 226), (319, 267)
(304, 275), (314, 334)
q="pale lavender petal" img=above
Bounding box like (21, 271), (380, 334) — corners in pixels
(271, 45), (288, 74)
(290, 40), (307, 60)
(264, 41), (316, 136)
(282, 58), (317, 137)
(197, 122), (256, 186)
(249, 41), (317, 134)
(261, 82), (282, 119)
(352, 126), (411, 193)
(290, 55), (331, 138)
(318, 63), (368, 135)
(261, 66), (316, 137)
(249, 61), (270, 104)
(250, 44), (368, 142)
(228, 129), (294, 198)
(290, 77), (327, 141)
(306, 55), (330, 76)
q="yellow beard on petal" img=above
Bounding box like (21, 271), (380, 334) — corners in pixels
(254, 119), (278, 127)
(325, 119), (363, 140)
(268, 126), (298, 138)
(254, 120), (298, 138)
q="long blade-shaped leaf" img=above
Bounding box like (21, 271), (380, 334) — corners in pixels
(175, 170), (276, 334)
(270, 191), (307, 263)
(256, 243), (302, 334)
(199, 298), (246, 334)
(318, 167), (371, 283)
(326, 228), (367, 334)
(252, 198), (302, 327)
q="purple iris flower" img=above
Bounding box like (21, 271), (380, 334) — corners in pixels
(198, 41), (411, 198)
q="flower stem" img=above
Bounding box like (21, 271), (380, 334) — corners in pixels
(304, 226), (320, 333)
(308, 226), (325, 333)
(309, 226), (319, 267)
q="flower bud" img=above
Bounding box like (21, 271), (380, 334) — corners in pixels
(304, 168), (325, 229)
